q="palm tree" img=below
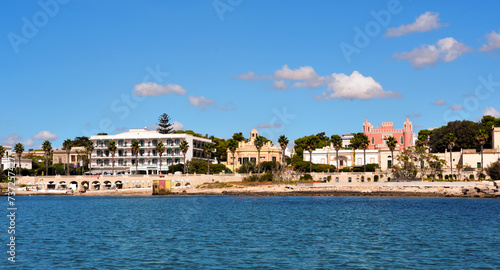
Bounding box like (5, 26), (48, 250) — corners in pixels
(227, 139), (239, 174)
(203, 143), (214, 174)
(85, 141), (94, 174)
(62, 139), (72, 176)
(0, 146), (5, 170)
(304, 136), (319, 173)
(476, 130), (488, 170)
(445, 133), (457, 174)
(131, 140), (140, 174)
(42, 140), (52, 176)
(156, 141), (165, 175)
(14, 143), (24, 175)
(278, 135), (289, 175)
(179, 140), (189, 174)
(254, 135), (268, 174)
(358, 134), (369, 173)
(386, 136), (397, 170)
(330, 135), (342, 173)
(107, 140), (117, 175)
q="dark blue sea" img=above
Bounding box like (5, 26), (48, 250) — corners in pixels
(4, 196), (500, 269)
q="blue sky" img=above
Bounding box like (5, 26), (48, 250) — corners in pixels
(1, 0), (500, 149)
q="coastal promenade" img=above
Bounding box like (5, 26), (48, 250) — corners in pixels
(11, 173), (500, 198)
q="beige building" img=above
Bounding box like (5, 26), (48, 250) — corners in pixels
(226, 129), (283, 170)
(52, 146), (86, 166)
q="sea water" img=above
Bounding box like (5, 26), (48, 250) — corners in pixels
(5, 196), (500, 269)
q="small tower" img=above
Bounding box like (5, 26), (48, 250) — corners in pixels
(250, 129), (259, 142)
(363, 119), (373, 133)
(403, 118), (413, 150)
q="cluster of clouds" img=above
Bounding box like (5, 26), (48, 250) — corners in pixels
(1, 130), (58, 147)
(133, 82), (234, 111)
(386, 12), (500, 69)
(431, 98), (499, 118)
(236, 65), (401, 100)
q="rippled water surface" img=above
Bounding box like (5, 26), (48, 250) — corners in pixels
(6, 196), (500, 269)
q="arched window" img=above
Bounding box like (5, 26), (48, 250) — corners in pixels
(371, 137), (375, 145)
(400, 136), (404, 144)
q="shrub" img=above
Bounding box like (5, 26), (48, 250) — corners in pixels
(259, 171), (274, 182)
(300, 174), (313, 181)
(485, 161), (500, 180)
(327, 176), (332, 182)
(339, 167), (351, 172)
(367, 177), (371, 182)
(438, 173), (443, 179)
(243, 175), (259, 182)
(479, 173), (486, 180)
(444, 175), (449, 180)
(469, 174), (474, 180)
(374, 175), (379, 182)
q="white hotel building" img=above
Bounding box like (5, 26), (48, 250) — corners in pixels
(90, 128), (213, 175)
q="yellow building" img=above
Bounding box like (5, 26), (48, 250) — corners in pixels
(226, 129), (283, 171)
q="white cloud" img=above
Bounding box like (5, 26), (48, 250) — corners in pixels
(393, 37), (472, 69)
(272, 80), (288, 90)
(235, 65), (398, 100)
(449, 104), (463, 111)
(0, 134), (22, 146)
(432, 98), (447, 105)
(479, 30), (500, 52)
(188, 96), (217, 109)
(172, 121), (184, 131)
(484, 106), (500, 117)
(133, 82), (187, 96)
(24, 139), (35, 147)
(314, 71), (402, 100)
(233, 71), (271, 81)
(33, 131), (59, 141)
(386, 12), (446, 37)
(274, 65), (319, 81)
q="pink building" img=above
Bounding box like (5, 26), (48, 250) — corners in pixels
(363, 118), (413, 151)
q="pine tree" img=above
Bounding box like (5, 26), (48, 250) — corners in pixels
(157, 113), (174, 134)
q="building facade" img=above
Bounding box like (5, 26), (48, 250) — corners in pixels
(303, 146), (380, 169)
(226, 129), (283, 170)
(363, 118), (414, 151)
(90, 128), (213, 175)
(1, 145), (33, 171)
(52, 146), (86, 166)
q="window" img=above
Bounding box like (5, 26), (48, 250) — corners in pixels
(388, 160), (392, 168)
(140, 140), (144, 146)
(361, 176), (364, 182)
(400, 136), (404, 144)
(371, 137), (375, 145)
(348, 177), (352, 183)
(272, 157), (276, 162)
(335, 177), (339, 183)
(250, 157), (256, 163)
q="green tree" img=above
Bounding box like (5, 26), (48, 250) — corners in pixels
(254, 135), (268, 173)
(157, 113), (174, 134)
(232, 132), (247, 142)
(485, 160), (500, 180)
(14, 143), (24, 175)
(476, 129), (488, 170)
(62, 139), (72, 176)
(209, 137), (227, 164)
(179, 140), (189, 174)
(350, 133), (369, 172)
(72, 136), (90, 147)
(131, 140), (140, 174)
(278, 135), (289, 174)
(304, 136), (320, 173)
(156, 141), (165, 174)
(445, 133), (457, 174)
(226, 139), (239, 174)
(84, 141), (94, 173)
(42, 140), (52, 176)
(203, 143), (214, 174)
(330, 135), (342, 173)
(107, 140), (117, 175)
(0, 146), (5, 170)
(386, 136), (397, 169)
